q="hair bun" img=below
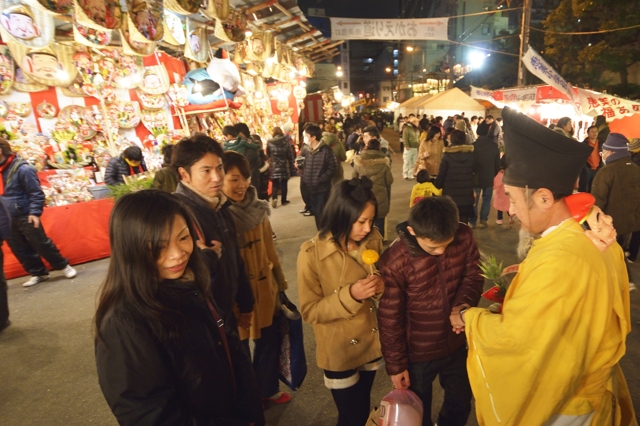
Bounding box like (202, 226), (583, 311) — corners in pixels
(347, 177), (373, 203)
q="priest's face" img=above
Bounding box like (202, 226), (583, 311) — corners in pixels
(504, 185), (551, 234)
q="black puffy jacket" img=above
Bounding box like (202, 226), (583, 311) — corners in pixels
(267, 135), (295, 180)
(104, 155), (148, 186)
(472, 136), (500, 189)
(435, 145), (475, 207)
(301, 140), (337, 195)
(96, 279), (264, 426)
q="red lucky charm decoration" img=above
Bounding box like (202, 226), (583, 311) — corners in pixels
(566, 192), (595, 224)
(479, 256), (519, 313)
(565, 192), (617, 252)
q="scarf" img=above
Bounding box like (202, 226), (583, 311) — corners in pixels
(124, 157), (142, 176)
(0, 155), (16, 195)
(181, 181), (227, 212)
(226, 186), (270, 244)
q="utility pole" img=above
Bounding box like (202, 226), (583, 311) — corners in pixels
(517, 0), (532, 86)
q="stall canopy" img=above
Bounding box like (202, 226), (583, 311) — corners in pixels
(396, 94), (431, 118)
(417, 88), (485, 117)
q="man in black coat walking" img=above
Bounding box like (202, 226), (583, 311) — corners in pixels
(301, 124), (338, 229)
(171, 135), (254, 330)
(470, 123), (500, 228)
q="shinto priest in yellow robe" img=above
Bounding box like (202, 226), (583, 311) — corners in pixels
(464, 108), (637, 426)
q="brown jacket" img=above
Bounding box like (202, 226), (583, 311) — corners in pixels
(591, 156), (640, 235)
(416, 137), (445, 176)
(237, 217), (288, 340)
(297, 230), (383, 371)
(377, 222), (483, 375)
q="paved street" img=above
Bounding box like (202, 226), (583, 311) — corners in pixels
(0, 128), (638, 425)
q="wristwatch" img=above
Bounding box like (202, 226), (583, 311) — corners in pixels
(459, 308), (468, 324)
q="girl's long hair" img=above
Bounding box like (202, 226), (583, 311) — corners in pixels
(94, 190), (211, 342)
(319, 178), (378, 249)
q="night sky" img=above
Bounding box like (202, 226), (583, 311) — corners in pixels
(299, 0), (401, 19)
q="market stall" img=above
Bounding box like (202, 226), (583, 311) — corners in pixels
(416, 88), (485, 118)
(0, 0), (333, 276)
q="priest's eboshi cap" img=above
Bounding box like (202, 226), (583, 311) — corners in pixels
(502, 107), (592, 194)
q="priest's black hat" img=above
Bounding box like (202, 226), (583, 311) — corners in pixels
(502, 107), (592, 194)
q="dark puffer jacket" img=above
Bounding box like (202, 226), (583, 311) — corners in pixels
(267, 135), (295, 180)
(434, 145), (475, 207)
(173, 183), (254, 323)
(0, 155), (44, 217)
(377, 222), (483, 375)
(104, 155), (148, 186)
(472, 136), (500, 189)
(96, 279), (264, 426)
(301, 140), (338, 195)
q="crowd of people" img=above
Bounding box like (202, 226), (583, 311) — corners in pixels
(0, 104), (638, 426)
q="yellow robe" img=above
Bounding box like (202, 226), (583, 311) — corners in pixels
(465, 220), (636, 426)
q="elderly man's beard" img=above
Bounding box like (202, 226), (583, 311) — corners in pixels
(517, 228), (539, 261)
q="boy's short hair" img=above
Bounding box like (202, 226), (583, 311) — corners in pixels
(363, 125), (380, 138)
(416, 169), (430, 183)
(304, 124), (322, 141)
(409, 196), (459, 242)
(222, 125), (238, 137)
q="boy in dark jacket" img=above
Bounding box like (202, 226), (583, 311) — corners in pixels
(378, 196), (483, 426)
(104, 146), (148, 186)
(0, 139), (77, 288)
(301, 124), (337, 229)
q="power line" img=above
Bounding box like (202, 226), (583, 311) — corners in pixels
(446, 7), (522, 20)
(528, 23), (640, 35)
(447, 40), (520, 57)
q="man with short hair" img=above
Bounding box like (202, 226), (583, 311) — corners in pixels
(578, 125), (601, 192)
(463, 108), (635, 424)
(104, 146), (148, 186)
(470, 123), (500, 229)
(0, 139), (76, 287)
(171, 134), (255, 329)
(402, 116), (420, 180)
(378, 196), (483, 426)
(553, 116), (575, 139)
(470, 116), (479, 137)
(419, 114), (429, 131)
(230, 123), (264, 194)
(484, 115), (503, 148)
(301, 124), (338, 229)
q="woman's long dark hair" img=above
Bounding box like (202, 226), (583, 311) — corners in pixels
(94, 190), (211, 342)
(319, 178), (378, 248)
(426, 126), (441, 142)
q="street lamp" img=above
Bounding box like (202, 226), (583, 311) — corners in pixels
(336, 65), (343, 78)
(406, 46), (414, 52)
(385, 66), (395, 101)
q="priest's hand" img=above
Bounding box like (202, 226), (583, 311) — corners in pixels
(390, 370), (411, 390)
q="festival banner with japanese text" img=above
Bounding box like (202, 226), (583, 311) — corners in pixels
(522, 46), (581, 116)
(577, 88), (640, 120)
(329, 17), (448, 41)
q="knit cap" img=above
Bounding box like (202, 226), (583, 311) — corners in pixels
(602, 133), (629, 164)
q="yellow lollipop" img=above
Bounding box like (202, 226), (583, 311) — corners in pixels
(362, 249), (379, 275)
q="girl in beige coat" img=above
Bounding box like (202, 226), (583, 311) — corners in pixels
(297, 177), (384, 426)
(222, 152), (291, 406)
(416, 125), (445, 176)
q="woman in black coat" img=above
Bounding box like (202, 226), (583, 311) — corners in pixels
(95, 190), (264, 426)
(267, 127), (296, 208)
(435, 129), (476, 224)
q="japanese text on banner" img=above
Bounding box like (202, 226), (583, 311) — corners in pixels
(329, 17), (449, 41)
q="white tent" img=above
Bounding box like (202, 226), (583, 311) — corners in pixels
(396, 94), (432, 119)
(416, 88), (486, 118)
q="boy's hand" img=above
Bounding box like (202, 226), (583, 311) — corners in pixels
(450, 304), (469, 334)
(390, 370), (411, 390)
